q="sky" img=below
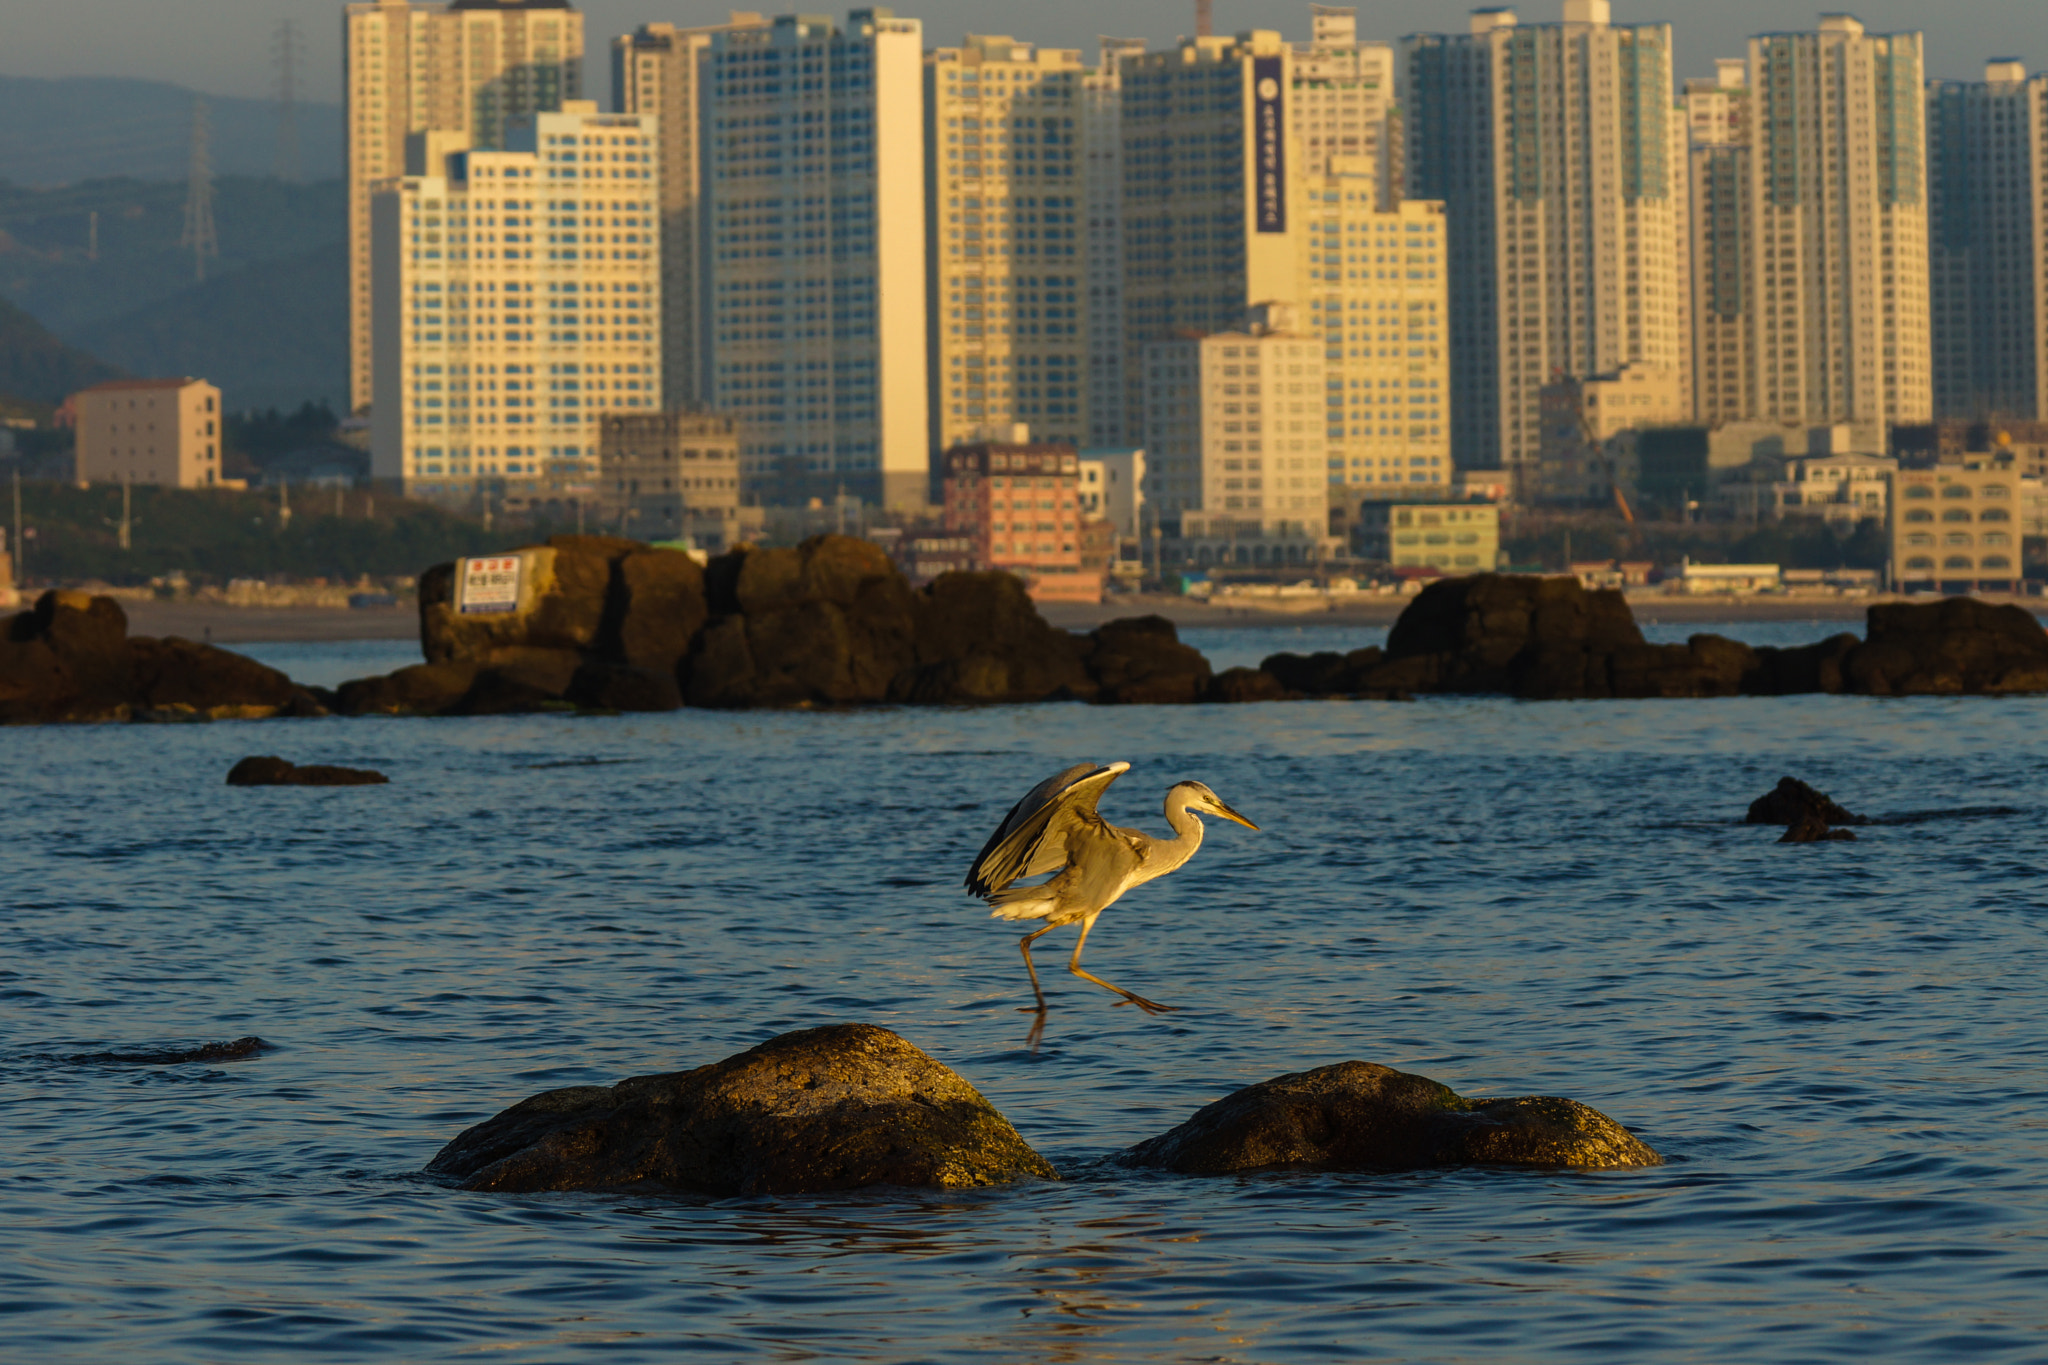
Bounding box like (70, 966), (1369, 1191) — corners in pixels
(1, 0), (2043, 105)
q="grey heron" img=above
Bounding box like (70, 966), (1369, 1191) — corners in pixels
(964, 762), (1259, 1034)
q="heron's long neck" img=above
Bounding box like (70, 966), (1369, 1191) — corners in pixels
(1151, 795), (1205, 876)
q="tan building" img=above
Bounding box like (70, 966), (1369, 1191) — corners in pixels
(370, 102), (662, 511)
(925, 35), (1091, 458)
(1403, 1), (1692, 497)
(1536, 364), (1689, 504)
(611, 13), (768, 407)
(939, 438), (1101, 601)
(1892, 457), (2023, 592)
(597, 409), (747, 551)
(1353, 499), (1500, 573)
(345, 0), (586, 414)
(1686, 59), (1754, 427)
(72, 378), (223, 488)
(1765, 449), (1894, 526)
(1141, 308), (1335, 567)
(1082, 38), (1146, 447)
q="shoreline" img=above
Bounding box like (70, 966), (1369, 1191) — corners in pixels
(33, 588), (2048, 645)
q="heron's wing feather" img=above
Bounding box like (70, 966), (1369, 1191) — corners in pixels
(964, 762), (1127, 898)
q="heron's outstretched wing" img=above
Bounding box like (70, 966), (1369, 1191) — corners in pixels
(965, 762), (1129, 898)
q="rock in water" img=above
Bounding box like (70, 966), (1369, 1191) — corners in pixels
(70, 1037), (270, 1065)
(1124, 1061), (1660, 1174)
(426, 1023), (1060, 1196)
(227, 756), (389, 786)
(1780, 809), (1858, 843)
(1746, 776), (1862, 827)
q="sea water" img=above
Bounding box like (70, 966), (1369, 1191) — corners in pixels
(3, 631), (2045, 1362)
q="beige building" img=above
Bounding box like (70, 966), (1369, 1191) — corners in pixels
(1141, 308), (1333, 566)
(1402, 1), (1692, 498)
(1743, 17), (1931, 429)
(1687, 58), (1755, 427)
(701, 9), (929, 511)
(611, 13), (768, 407)
(72, 378), (223, 488)
(597, 409), (747, 550)
(1892, 456), (2023, 592)
(1353, 499), (1500, 573)
(925, 35), (1090, 459)
(1536, 363), (1689, 503)
(1928, 61), (2048, 421)
(1082, 38), (1146, 447)
(345, 0), (585, 414)
(370, 102), (662, 510)
(1764, 449), (1894, 526)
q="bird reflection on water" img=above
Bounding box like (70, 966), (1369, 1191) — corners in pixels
(965, 762), (1260, 1048)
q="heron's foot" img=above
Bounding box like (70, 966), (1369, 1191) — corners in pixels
(1023, 1005), (1048, 1052)
(1110, 994), (1179, 1016)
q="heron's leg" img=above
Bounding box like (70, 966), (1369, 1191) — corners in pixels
(1066, 913), (1179, 1016)
(1017, 922), (1061, 1014)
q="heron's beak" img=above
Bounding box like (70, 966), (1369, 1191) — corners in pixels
(1214, 801), (1259, 831)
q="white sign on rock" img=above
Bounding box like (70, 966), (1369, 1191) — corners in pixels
(458, 556), (523, 614)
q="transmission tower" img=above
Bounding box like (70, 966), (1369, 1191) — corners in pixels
(179, 98), (219, 283)
(272, 20), (303, 182)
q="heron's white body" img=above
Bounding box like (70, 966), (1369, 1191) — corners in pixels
(986, 792), (1209, 923)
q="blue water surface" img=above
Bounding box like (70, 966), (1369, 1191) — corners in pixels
(4, 628), (2047, 1363)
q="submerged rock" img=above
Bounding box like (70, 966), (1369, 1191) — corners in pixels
(226, 756), (389, 786)
(1124, 1061), (1660, 1174)
(71, 1036), (270, 1065)
(1745, 776), (1863, 827)
(426, 1023), (1060, 1196)
(1780, 809), (1858, 843)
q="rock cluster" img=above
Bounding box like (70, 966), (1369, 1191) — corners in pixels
(426, 1024), (1059, 1196)
(0, 590), (326, 724)
(1122, 1061), (1662, 1174)
(1844, 597), (2048, 695)
(1746, 776), (1862, 844)
(226, 756), (390, 787)
(336, 535), (1218, 714)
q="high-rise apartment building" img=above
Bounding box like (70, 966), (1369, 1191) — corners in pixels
(1403, 0), (1690, 497)
(1744, 16), (1930, 429)
(1082, 37), (1146, 448)
(925, 35), (1089, 459)
(345, 0), (585, 414)
(701, 8), (928, 511)
(1686, 58), (1754, 427)
(1928, 60), (2048, 421)
(612, 13), (768, 408)
(370, 103), (662, 508)
(1122, 24), (1442, 517)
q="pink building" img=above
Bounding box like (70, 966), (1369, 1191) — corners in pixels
(940, 439), (1103, 603)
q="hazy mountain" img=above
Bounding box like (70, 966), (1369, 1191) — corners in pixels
(0, 176), (343, 410)
(0, 74), (341, 187)
(0, 295), (123, 405)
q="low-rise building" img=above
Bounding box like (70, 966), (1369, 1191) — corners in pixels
(939, 437), (1101, 602)
(1891, 456), (2023, 593)
(71, 377), (223, 487)
(1535, 365), (1688, 505)
(1353, 499), (1499, 574)
(1666, 560), (1781, 594)
(1764, 450), (1895, 525)
(597, 409), (746, 552)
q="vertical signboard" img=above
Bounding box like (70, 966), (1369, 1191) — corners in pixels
(457, 555), (523, 614)
(1253, 56), (1287, 234)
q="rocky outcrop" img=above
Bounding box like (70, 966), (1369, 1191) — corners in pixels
(226, 756), (389, 786)
(1207, 666), (1288, 703)
(1124, 1061), (1660, 1174)
(1746, 776), (1864, 828)
(1259, 646), (1389, 697)
(1781, 810), (1857, 843)
(891, 569), (1093, 704)
(0, 590), (326, 723)
(1842, 598), (2048, 695)
(69, 1037), (271, 1065)
(1082, 616), (1211, 704)
(426, 1024), (1059, 1197)
(1748, 633), (1859, 695)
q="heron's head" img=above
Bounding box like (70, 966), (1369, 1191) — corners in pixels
(1173, 780), (1260, 831)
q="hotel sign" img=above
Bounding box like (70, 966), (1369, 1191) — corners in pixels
(457, 555), (522, 614)
(1253, 56), (1286, 234)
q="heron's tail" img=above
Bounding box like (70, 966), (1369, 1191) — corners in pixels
(984, 884), (1058, 921)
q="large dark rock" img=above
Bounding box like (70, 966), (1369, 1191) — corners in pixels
(333, 661), (481, 716)
(566, 661), (684, 712)
(1365, 574), (1653, 699)
(1083, 616), (1212, 704)
(607, 548), (709, 676)
(227, 755), (389, 786)
(0, 590), (136, 722)
(1843, 598), (2048, 695)
(130, 636), (319, 716)
(1207, 666), (1288, 703)
(1124, 1061), (1660, 1174)
(426, 1024), (1059, 1196)
(892, 570), (1093, 704)
(1746, 776), (1863, 827)
(1749, 633), (1859, 695)
(1260, 645), (1389, 696)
